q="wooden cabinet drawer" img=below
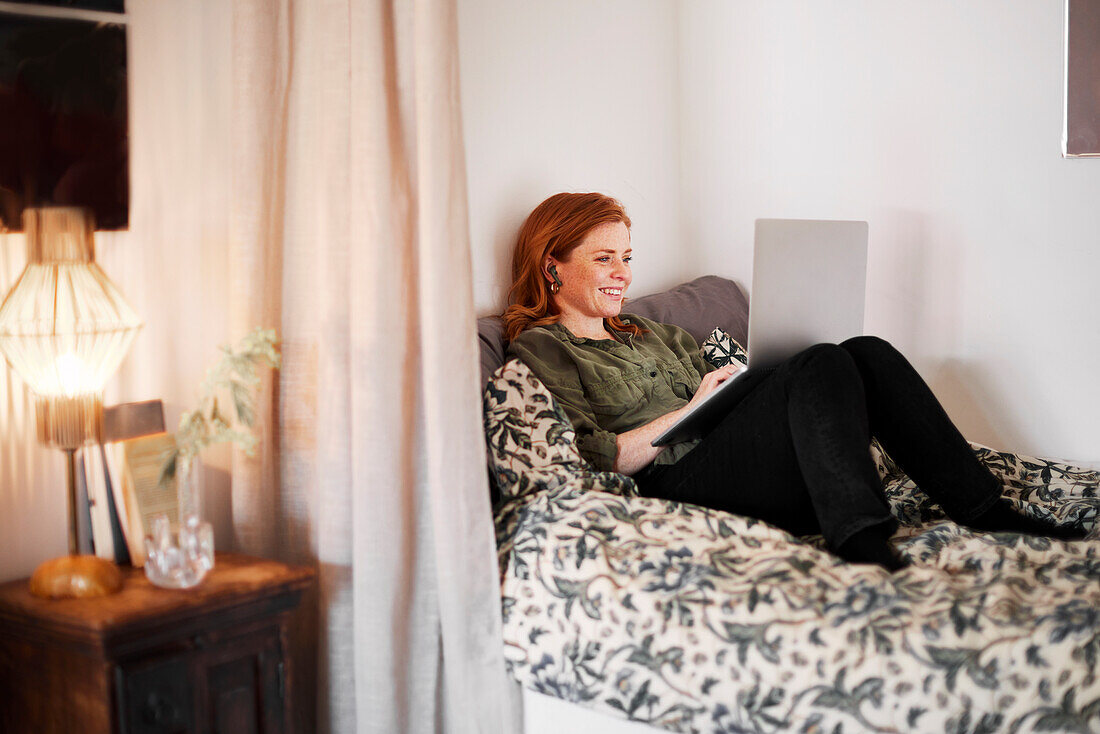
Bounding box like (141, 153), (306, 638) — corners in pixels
(200, 624), (285, 734)
(118, 656), (194, 734)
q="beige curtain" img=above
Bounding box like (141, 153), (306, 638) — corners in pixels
(224, 1), (515, 732)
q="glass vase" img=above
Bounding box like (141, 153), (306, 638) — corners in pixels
(144, 459), (214, 588)
(176, 456), (203, 521)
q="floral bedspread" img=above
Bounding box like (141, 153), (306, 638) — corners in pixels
(485, 353), (1100, 734)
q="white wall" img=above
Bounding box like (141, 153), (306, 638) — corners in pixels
(458, 0), (688, 315)
(679, 1), (1100, 462)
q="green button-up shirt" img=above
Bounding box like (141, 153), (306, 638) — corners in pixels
(505, 314), (716, 472)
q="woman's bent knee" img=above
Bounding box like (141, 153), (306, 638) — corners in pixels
(841, 335), (899, 360)
(797, 342), (852, 366)
(788, 343), (859, 379)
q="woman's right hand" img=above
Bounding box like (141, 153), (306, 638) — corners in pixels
(687, 364), (745, 408)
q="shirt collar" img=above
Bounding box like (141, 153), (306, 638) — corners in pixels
(548, 316), (636, 348)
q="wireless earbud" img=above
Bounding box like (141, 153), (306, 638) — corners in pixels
(548, 264), (562, 293)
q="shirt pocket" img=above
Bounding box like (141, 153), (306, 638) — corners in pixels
(585, 377), (648, 429)
(667, 358), (701, 401)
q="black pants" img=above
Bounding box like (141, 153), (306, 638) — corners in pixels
(635, 336), (1002, 550)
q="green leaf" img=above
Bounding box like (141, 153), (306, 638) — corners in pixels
(164, 327), (280, 482)
(157, 450), (178, 488)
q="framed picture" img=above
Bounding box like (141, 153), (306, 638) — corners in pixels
(0, 5), (128, 230)
(1064, 0), (1100, 157)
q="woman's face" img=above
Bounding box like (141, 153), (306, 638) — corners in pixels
(549, 221), (632, 325)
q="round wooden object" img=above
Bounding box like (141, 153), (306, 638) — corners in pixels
(29, 555), (123, 598)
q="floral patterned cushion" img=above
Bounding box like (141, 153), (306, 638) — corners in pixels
(701, 327), (749, 368)
(484, 358), (637, 501)
(485, 340), (1100, 734)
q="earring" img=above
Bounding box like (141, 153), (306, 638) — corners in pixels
(548, 264), (562, 294)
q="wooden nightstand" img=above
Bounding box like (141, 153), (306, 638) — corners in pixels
(0, 553), (315, 734)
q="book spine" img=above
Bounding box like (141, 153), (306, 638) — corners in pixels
(84, 447), (115, 561)
(99, 444), (131, 565)
(74, 451), (95, 555)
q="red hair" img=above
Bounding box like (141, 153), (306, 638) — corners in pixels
(502, 192), (644, 343)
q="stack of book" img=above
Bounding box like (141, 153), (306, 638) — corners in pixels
(76, 400), (180, 567)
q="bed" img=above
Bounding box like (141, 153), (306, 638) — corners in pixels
(479, 277), (1100, 734)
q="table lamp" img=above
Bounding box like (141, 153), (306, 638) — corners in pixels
(0, 207), (142, 597)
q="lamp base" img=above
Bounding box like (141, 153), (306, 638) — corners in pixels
(29, 555), (123, 598)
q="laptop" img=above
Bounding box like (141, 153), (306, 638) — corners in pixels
(651, 218), (869, 447)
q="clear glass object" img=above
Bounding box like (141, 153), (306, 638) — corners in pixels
(144, 513), (214, 589)
(176, 456), (203, 521)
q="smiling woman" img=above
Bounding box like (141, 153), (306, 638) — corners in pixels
(546, 221), (632, 338)
(502, 191), (1087, 573)
(501, 192), (642, 343)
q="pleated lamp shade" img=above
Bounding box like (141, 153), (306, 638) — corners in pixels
(0, 207), (143, 448)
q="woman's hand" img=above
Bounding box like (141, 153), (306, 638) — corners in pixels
(687, 363), (746, 407)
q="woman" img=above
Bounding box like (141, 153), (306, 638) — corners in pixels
(503, 192), (1084, 570)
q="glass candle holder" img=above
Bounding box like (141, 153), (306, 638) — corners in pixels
(144, 513), (214, 589)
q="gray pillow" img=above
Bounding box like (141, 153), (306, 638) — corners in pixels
(477, 275), (749, 386)
(626, 275), (749, 347)
(477, 315), (507, 389)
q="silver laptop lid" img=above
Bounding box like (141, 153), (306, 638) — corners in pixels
(748, 219), (868, 368)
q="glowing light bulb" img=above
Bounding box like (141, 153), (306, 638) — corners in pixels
(54, 351), (91, 395)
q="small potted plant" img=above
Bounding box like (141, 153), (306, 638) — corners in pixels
(145, 327), (281, 588)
